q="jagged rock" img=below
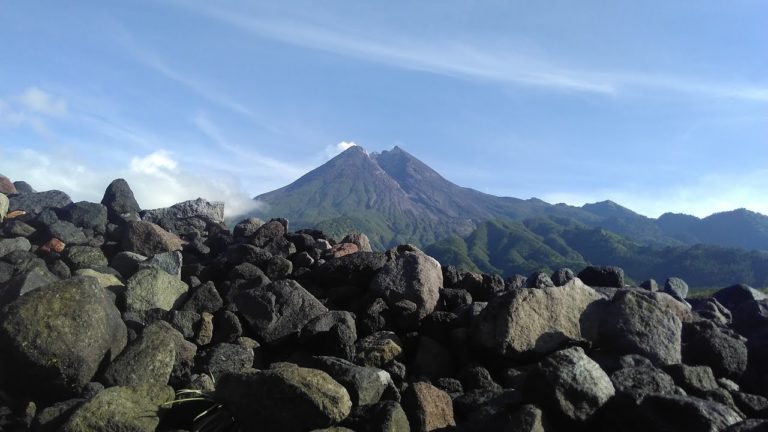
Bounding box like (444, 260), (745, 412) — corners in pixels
(471, 278), (604, 359)
(313, 252), (389, 287)
(726, 419), (768, 431)
(528, 346), (615, 423)
(197, 342), (254, 378)
(12, 180), (34, 194)
(598, 289), (682, 365)
(506, 404), (549, 432)
(62, 245), (108, 270)
(195, 311), (214, 345)
(8, 190), (72, 214)
(733, 299), (768, 338)
(216, 365), (352, 432)
(124, 267), (189, 318)
(60, 384), (174, 432)
(46, 220), (88, 245)
(0, 276), (127, 401)
(551, 268), (575, 286)
(402, 381), (456, 432)
(0, 174), (17, 194)
(694, 297), (733, 326)
(366, 400), (411, 432)
(664, 277), (690, 301)
(683, 320), (748, 379)
(109, 250), (147, 278)
(459, 365), (502, 392)
(233, 217), (263, 238)
(0, 265), (59, 305)
(181, 281), (223, 314)
(716, 284), (768, 313)
(0, 237), (31, 258)
(212, 310), (243, 344)
(0, 192), (8, 223)
(60, 201), (108, 234)
(328, 242), (360, 258)
(101, 178), (141, 222)
(140, 197), (225, 236)
(665, 364), (719, 396)
(577, 265), (624, 288)
(3, 219), (36, 237)
(137, 250), (182, 277)
(31, 398), (84, 432)
(235, 279), (327, 344)
(312, 356), (393, 407)
(370, 246), (443, 320)
(103, 322), (176, 387)
(634, 394), (743, 432)
(526, 271), (555, 289)
(266, 255), (293, 279)
(122, 220), (184, 257)
(640, 278), (660, 291)
(610, 366), (677, 401)
(342, 233), (373, 252)
(300, 310), (358, 361)
(251, 219), (286, 247)
(355, 331), (404, 368)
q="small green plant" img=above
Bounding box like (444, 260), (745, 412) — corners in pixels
(162, 375), (241, 432)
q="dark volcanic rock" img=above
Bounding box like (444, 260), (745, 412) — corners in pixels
(577, 265), (625, 288)
(715, 284), (768, 313)
(103, 321), (176, 387)
(12, 180), (35, 194)
(60, 201), (108, 234)
(235, 279), (328, 344)
(101, 178), (141, 222)
(122, 221), (184, 256)
(0, 276), (127, 401)
(370, 246), (443, 319)
(664, 276), (690, 301)
(8, 190), (72, 214)
(683, 320), (748, 379)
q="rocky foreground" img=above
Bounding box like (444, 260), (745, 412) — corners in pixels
(1, 176), (768, 432)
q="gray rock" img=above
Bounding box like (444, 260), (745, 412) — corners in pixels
(30, 398), (83, 432)
(61, 384), (174, 432)
(8, 190), (72, 214)
(47, 220), (88, 245)
(103, 322), (176, 387)
(640, 279), (660, 291)
(124, 267), (189, 318)
(122, 221), (184, 257)
(664, 364), (719, 396)
(233, 217), (263, 238)
(526, 271), (555, 288)
(235, 279), (327, 344)
(0, 276), (127, 401)
(366, 400), (411, 432)
(164, 310), (200, 339)
(0, 265), (59, 305)
(181, 281), (223, 314)
(529, 346), (615, 423)
(101, 178), (141, 222)
(471, 278), (604, 359)
(355, 331), (404, 368)
(664, 277), (690, 301)
(0, 237), (31, 258)
(140, 197), (224, 236)
(715, 284), (768, 313)
(598, 289), (682, 365)
(637, 394), (743, 432)
(300, 310), (358, 361)
(312, 356), (393, 408)
(109, 251), (147, 278)
(507, 404), (549, 432)
(215, 365), (352, 432)
(3, 219), (36, 237)
(197, 342), (254, 378)
(683, 321), (748, 380)
(551, 268), (575, 286)
(577, 265), (624, 288)
(12, 181), (35, 194)
(60, 201), (108, 234)
(370, 246), (443, 319)
(137, 250), (182, 278)
(251, 219), (286, 247)
(610, 366), (677, 401)
(62, 245), (108, 270)
(341, 233), (373, 252)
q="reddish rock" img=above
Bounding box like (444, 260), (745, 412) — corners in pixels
(0, 174), (17, 195)
(403, 381), (456, 432)
(40, 238), (66, 254)
(122, 221), (184, 256)
(5, 210), (26, 219)
(329, 242), (359, 258)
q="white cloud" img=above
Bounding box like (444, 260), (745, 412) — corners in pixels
(325, 141), (357, 159)
(18, 87), (68, 117)
(0, 147), (264, 219)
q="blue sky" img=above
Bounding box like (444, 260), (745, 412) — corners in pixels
(1, 1), (766, 218)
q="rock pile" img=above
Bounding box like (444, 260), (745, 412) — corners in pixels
(0, 175), (767, 431)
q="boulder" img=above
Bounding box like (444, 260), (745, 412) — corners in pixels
(526, 271), (555, 289)
(61, 384), (174, 432)
(136, 250), (182, 278)
(60, 201), (108, 234)
(0, 237), (31, 258)
(366, 400), (411, 432)
(355, 331), (404, 368)
(715, 284), (768, 313)
(402, 381), (456, 432)
(12, 180), (35, 194)
(636, 394), (743, 432)
(140, 197), (225, 236)
(235, 279), (327, 344)
(664, 277), (690, 301)
(251, 219), (286, 247)
(551, 268), (575, 286)
(577, 265), (624, 288)
(197, 342), (254, 378)
(0, 265), (59, 305)
(610, 366), (677, 401)
(101, 178), (141, 222)
(664, 364), (719, 396)
(0, 174), (17, 194)
(62, 245), (108, 270)
(122, 221), (184, 257)
(103, 322), (176, 387)
(180, 281), (223, 314)
(341, 232), (373, 252)
(370, 246), (443, 319)
(312, 356), (393, 407)
(8, 190), (72, 214)
(233, 217), (263, 238)
(0, 276), (127, 401)
(471, 278), (604, 359)
(733, 299), (768, 338)
(683, 321), (748, 379)
(215, 365), (352, 432)
(598, 289), (682, 365)
(300, 310), (358, 361)
(528, 346), (615, 423)
(124, 267), (189, 317)
(313, 252), (389, 287)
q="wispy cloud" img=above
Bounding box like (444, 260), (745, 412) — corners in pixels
(324, 141), (357, 159)
(172, 3), (768, 102)
(18, 87), (68, 116)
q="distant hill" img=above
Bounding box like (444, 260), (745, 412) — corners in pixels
(250, 145), (768, 288)
(425, 217), (768, 288)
